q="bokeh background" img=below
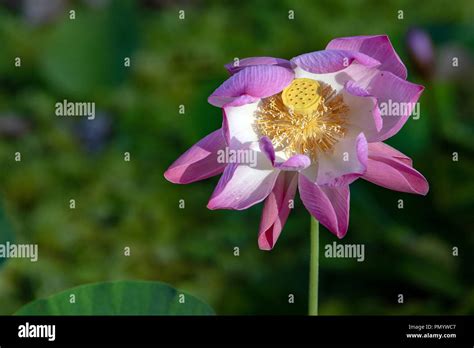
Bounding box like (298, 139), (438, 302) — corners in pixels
(0, 0), (473, 315)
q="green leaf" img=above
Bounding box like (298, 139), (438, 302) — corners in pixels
(15, 280), (215, 315)
(0, 200), (15, 268)
(39, 0), (139, 98)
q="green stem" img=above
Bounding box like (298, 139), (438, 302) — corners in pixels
(309, 216), (319, 315)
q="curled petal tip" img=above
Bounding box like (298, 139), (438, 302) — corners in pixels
(206, 201), (217, 210)
(163, 129), (227, 184)
(299, 175), (350, 239)
(417, 178), (430, 196)
(337, 229), (348, 239)
(163, 169), (179, 184)
(326, 34), (407, 79)
(258, 239), (273, 251)
(363, 142), (429, 196)
(258, 172), (298, 250)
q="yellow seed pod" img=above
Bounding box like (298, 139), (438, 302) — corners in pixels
(282, 78), (321, 113)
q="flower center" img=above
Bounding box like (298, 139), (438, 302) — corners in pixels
(255, 78), (349, 161)
(281, 78), (322, 113)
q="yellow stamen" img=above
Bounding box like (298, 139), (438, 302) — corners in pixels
(255, 78), (349, 161)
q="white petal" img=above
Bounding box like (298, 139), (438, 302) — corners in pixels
(224, 101), (260, 148)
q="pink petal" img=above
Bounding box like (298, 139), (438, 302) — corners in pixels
(368, 142), (412, 166)
(223, 95), (257, 107)
(259, 136), (275, 165)
(258, 172), (298, 250)
(225, 57), (292, 75)
(362, 142), (429, 195)
(208, 65), (294, 107)
(364, 71), (424, 141)
(164, 129), (227, 184)
(258, 137), (311, 171)
(291, 49), (380, 74)
(326, 35), (407, 79)
(207, 162), (279, 210)
(299, 175), (350, 238)
(275, 155), (311, 171)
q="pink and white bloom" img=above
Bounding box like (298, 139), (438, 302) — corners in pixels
(164, 35), (429, 250)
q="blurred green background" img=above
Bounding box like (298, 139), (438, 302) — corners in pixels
(0, 0), (473, 315)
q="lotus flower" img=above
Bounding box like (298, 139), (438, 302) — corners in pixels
(164, 35), (428, 250)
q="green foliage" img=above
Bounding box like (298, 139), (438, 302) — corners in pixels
(16, 280), (214, 315)
(39, 1), (139, 98)
(0, 200), (15, 268)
